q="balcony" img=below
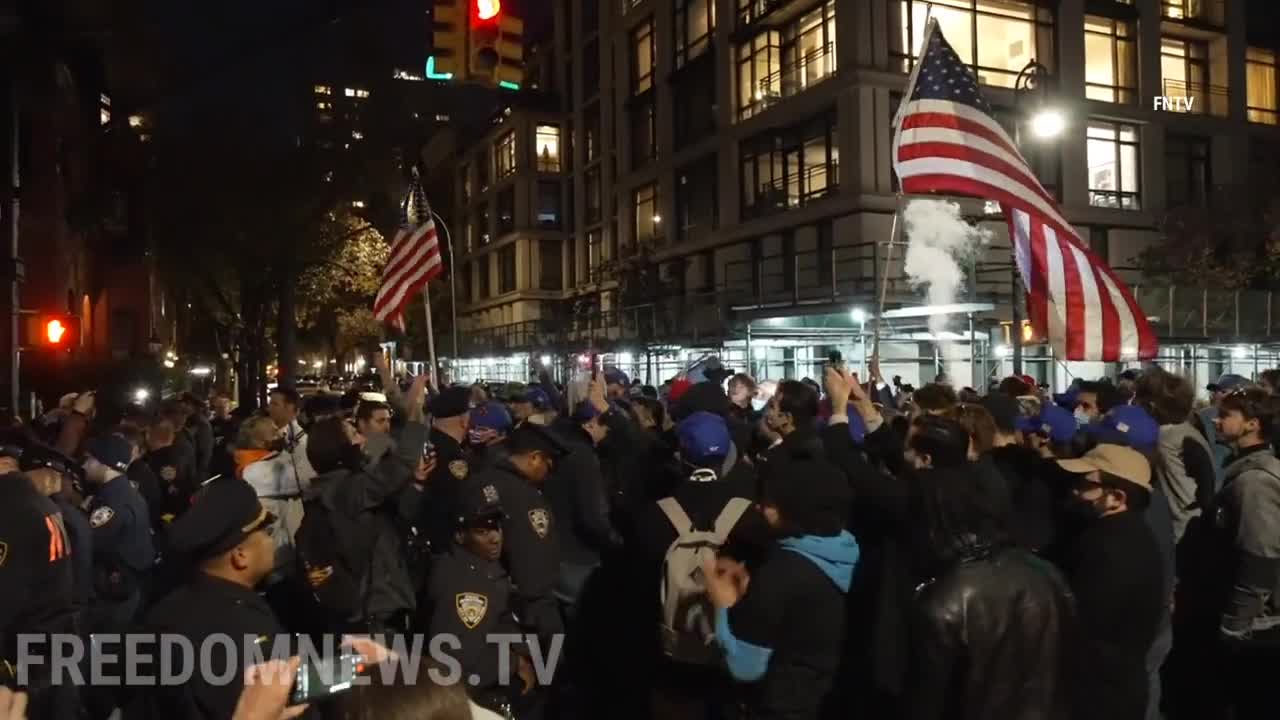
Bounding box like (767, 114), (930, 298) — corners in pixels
(736, 0), (821, 35)
(1161, 78), (1230, 117)
(1161, 0), (1225, 26)
(742, 162), (839, 219)
(740, 43), (836, 119)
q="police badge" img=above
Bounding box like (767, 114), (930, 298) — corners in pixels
(449, 460), (469, 480)
(528, 508), (550, 538)
(89, 506), (115, 528)
(456, 592), (489, 629)
(482, 484), (499, 503)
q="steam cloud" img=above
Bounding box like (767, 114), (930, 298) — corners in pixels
(901, 199), (991, 375)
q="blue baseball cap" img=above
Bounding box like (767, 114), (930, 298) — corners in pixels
(571, 400), (601, 424)
(1036, 404), (1079, 445)
(1086, 404), (1159, 452)
(469, 401), (513, 434)
(603, 367), (629, 387)
(1207, 373), (1248, 393)
(677, 412), (732, 465)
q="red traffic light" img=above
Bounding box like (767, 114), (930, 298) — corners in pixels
(476, 0), (501, 21)
(46, 319), (68, 344)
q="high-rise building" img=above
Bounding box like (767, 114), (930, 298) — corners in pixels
(443, 0), (1280, 389)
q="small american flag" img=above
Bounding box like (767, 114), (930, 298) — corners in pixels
(892, 19), (1157, 362)
(374, 173), (444, 332)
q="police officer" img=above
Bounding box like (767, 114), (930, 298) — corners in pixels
(18, 446), (94, 626)
(424, 480), (534, 715)
(0, 443), (77, 718)
(83, 434), (155, 633)
(469, 424), (568, 647)
(141, 478), (285, 719)
(422, 386), (474, 551)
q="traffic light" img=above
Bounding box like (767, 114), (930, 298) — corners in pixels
(22, 313), (81, 350)
(467, 0), (524, 88)
(431, 0), (464, 79)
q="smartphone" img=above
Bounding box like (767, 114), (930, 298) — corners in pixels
(590, 351), (600, 380)
(827, 350), (843, 366)
(423, 439), (435, 457)
(289, 653), (366, 706)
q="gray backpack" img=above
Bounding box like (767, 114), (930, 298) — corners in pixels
(657, 496), (751, 665)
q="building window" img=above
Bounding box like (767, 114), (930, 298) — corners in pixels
(584, 104), (600, 162)
(537, 181), (562, 228)
(535, 125), (562, 172)
(460, 164), (472, 204)
(630, 93), (657, 167)
(1247, 48), (1278, 125)
(314, 85), (332, 95)
(585, 167), (602, 224)
(675, 0), (716, 68)
(316, 101), (333, 111)
(497, 188), (515, 234)
(675, 57), (717, 148)
(1084, 16), (1136, 104)
(584, 37), (601, 97)
(1161, 37), (1226, 116)
(1165, 134), (1211, 209)
(499, 246), (517, 294)
(477, 205), (491, 245)
(1162, 0), (1224, 25)
(566, 235), (578, 288)
(495, 132), (517, 178)
(737, 32), (780, 120)
(736, 4), (838, 120)
(1086, 120), (1140, 210)
(1089, 227), (1110, 262)
(540, 240), (563, 290)
(740, 111), (840, 218)
(477, 151), (490, 191)
(632, 18), (655, 95)
(633, 183), (661, 249)
(587, 230), (603, 281)
(344, 87), (370, 98)
(479, 256), (492, 298)
(676, 157), (718, 245)
(892, 0), (1055, 89)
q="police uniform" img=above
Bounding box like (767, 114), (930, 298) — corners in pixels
(15, 445), (94, 621)
(141, 478), (285, 720)
(423, 481), (524, 713)
(422, 386), (474, 551)
(84, 435), (155, 632)
(469, 424), (568, 645)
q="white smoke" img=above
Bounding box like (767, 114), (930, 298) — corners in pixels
(901, 199), (991, 376)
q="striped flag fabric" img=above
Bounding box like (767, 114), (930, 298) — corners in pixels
(373, 174), (444, 332)
(891, 19), (1157, 361)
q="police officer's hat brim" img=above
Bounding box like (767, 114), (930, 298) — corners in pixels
(169, 478), (276, 560)
(456, 507), (507, 529)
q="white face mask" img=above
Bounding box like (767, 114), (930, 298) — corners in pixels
(1074, 409), (1091, 428)
(751, 397), (767, 412)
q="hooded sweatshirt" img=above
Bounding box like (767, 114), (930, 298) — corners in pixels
(715, 530), (860, 720)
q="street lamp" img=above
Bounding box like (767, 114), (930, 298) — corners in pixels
(1010, 59), (1061, 375)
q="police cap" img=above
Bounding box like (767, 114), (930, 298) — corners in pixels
(168, 478), (275, 561)
(19, 444), (79, 476)
(505, 423), (568, 460)
(455, 480), (506, 529)
(429, 386), (472, 419)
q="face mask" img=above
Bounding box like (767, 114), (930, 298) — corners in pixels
(1068, 493), (1108, 520)
(751, 397), (767, 412)
(1074, 409), (1091, 428)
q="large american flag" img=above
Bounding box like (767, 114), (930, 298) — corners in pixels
(892, 19), (1157, 361)
(373, 173), (444, 332)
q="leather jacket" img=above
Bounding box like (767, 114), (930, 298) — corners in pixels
(909, 545), (1076, 720)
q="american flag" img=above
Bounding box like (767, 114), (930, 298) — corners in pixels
(892, 19), (1157, 361)
(374, 173), (444, 332)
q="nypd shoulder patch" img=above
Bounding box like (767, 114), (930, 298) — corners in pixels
(449, 460), (469, 480)
(456, 592), (488, 629)
(89, 506), (115, 529)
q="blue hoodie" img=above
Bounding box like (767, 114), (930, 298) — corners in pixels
(715, 531), (860, 682)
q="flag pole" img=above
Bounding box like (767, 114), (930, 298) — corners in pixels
(873, 193), (904, 363)
(422, 292), (438, 388)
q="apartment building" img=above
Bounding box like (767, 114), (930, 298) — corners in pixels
(445, 0), (1280, 387)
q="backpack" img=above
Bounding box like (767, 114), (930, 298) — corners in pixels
(657, 496), (752, 665)
(295, 495), (377, 621)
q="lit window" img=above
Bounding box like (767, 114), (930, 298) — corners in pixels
(740, 111), (839, 217)
(633, 183), (660, 247)
(316, 101), (332, 110)
(352, 200), (366, 208)
(356, 89), (370, 98)
(393, 68), (424, 81)
(99, 93), (111, 126)
(1160, 37), (1226, 116)
(435, 114), (450, 122)
(587, 230), (603, 280)
(1247, 48), (1278, 125)
(1083, 16), (1136, 104)
(315, 85), (332, 95)
(892, 0), (1054, 89)
(128, 115), (145, 129)
(345, 88), (355, 97)
(352, 130), (364, 140)
(1086, 120), (1141, 210)
(495, 131), (517, 178)
(535, 125), (561, 172)
(675, 0), (716, 68)
(632, 18), (655, 95)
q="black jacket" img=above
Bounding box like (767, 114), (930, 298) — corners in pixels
(1055, 510), (1163, 720)
(420, 428), (470, 552)
(0, 474), (76, 660)
(910, 546), (1076, 720)
(984, 445), (1058, 551)
(542, 424), (621, 567)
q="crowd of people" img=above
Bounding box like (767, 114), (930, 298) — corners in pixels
(2, 355), (1280, 720)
